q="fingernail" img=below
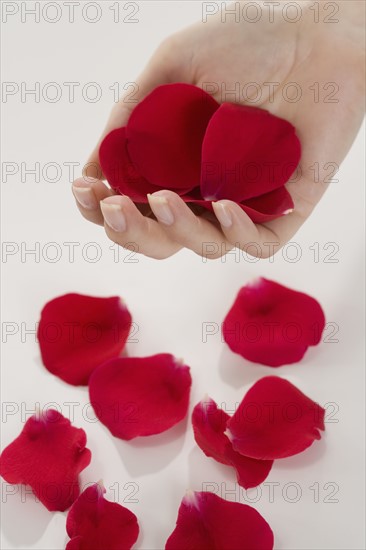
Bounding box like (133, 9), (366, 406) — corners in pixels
(212, 202), (233, 228)
(72, 185), (98, 210)
(100, 201), (127, 232)
(147, 194), (174, 225)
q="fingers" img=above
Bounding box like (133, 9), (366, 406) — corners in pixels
(72, 179), (305, 260)
(211, 195), (310, 259)
(100, 195), (182, 260)
(72, 177), (115, 225)
(211, 200), (282, 258)
(72, 179), (308, 260)
(84, 38), (188, 179)
(147, 191), (233, 259)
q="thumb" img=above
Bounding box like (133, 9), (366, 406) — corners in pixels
(83, 38), (187, 179)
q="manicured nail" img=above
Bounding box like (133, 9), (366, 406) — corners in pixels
(147, 194), (174, 225)
(212, 202), (233, 228)
(72, 184), (98, 210)
(100, 201), (127, 232)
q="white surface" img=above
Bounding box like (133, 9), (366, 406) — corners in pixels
(1, 2), (365, 549)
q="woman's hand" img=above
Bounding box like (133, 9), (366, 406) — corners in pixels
(72, 0), (365, 259)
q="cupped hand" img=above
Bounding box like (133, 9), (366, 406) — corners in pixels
(72, 1), (365, 259)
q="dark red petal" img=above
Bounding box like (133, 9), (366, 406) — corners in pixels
(0, 410), (91, 511)
(184, 186), (294, 223)
(201, 103), (301, 202)
(192, 399), (273, 489)
(99, 127), (157, 201)
(38, 293), (132, 386)
(227, 376), (325, 460)
(89, 354), (192, 440)
(165, 491), (274, 550)
(223, 278), (326, 366)
(192, 399), (231, 464)
(66, 483), (139, 550)
(127, 83), (219, 190)
(240, 186), (294, 222)
(65, 537), (83, 550)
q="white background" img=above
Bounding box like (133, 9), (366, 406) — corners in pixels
(1, 2), (365, 549)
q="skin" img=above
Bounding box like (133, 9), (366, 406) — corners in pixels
(72, 0), (365, 260)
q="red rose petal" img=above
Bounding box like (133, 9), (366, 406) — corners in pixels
(185, 185), (294, 223)
(66, 483), (139, 550)
(99, 127), (159, 201)
(0, 410), (91, 511)
(65, 537), (83, 550)
(89, 354), (192, 440)
(99, 84), (299, 222)
(239, 186), (294, 222)
(227, 376), (325, 460)
(192, 398), (273, 489)
(127, 83), (219, 190)
(223, 278), (326, 366)
(165, 491), (274, 550)
(38, 293), (132, 386)
(201, 103), (301, 202)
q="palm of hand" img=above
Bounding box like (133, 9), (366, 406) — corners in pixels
(182, 9), (365, 243)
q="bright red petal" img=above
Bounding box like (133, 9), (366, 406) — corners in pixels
(127, 83), (219, 190)
(192, 399), (272, 489)
(66, 483), (139, 550)
(201, 103), (301, 202)
(0, 410), (91, 511)
(165, 491), (274, 550)
(223, 278), (326, 366)
(99, 127), (158, 201)
(89, 354), (192, 440)
(227, 376), (325, 460)
(38, 293), (132, 385)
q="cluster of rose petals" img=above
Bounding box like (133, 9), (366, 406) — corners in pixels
(99, 83), (301, 223)
(192, 398), (273, 489)
(193, 376), (325, 483)
(2, 278), (327, 547)
(0, 410), (91, 511)
(66, 483), (139, 550)
(89, 354), (192, 440)
(38, 293), (132, 385)
(37, 294), (192, 440)
(223, 278), (326, 366)
(165, 491), (274, 550)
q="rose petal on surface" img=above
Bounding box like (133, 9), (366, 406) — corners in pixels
(192, 399), (273, 489)
(201, 103), (301, 202)
(226, 376), (325, 460)
(165, 491), (274, 550)
(38, 293), (132, 386)
(89, 354), (192, 440)
(127, 83), (219, 190)
(66, 483), (139, 550)
(223, 278), (326, 366)
(0, 410), (91, 511)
